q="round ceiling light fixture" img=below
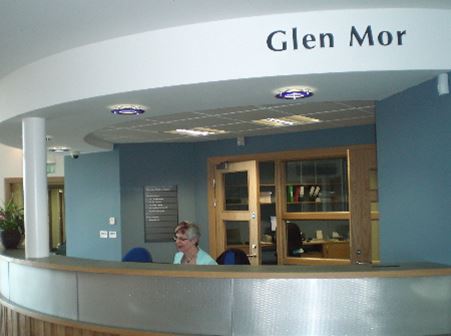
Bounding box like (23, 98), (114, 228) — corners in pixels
(110, 104), (146, 116)
(275, 87), (314, 100)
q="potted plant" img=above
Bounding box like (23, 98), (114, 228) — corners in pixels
(0, 198), (24, 249)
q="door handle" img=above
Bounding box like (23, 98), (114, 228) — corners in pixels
(355, 261), (371, 265)
(247, 244), (258, 257)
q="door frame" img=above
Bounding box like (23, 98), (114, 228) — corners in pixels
(208, 144), (377, 265)
(4, 176), (65, 249)
(4, 177), (64, 202)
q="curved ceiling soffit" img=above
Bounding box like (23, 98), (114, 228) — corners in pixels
(1, 8), (450, 122)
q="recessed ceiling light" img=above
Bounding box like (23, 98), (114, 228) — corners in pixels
(110, 104), (146, 115)
(275, 87), (314, 100)
(260, 118), (295, 127)
(48, 146), (71, 153)
(166, 127), (228, 137)
(287, 115), (321, 123)
(253, 115), (320, 127)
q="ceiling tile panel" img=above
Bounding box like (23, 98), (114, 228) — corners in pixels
(307, 109), (374, 121)
(168, 116), (235, 128)
(149, 112), (202, 122)
(271, 102), (346, 115)
(195, 106), (259, 116)
(216, 122), (270, 132)
(223, 108), (290, 122)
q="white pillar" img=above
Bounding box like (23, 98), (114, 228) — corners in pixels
(22, 117), (49, 258)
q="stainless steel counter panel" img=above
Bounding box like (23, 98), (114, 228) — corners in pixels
(8, 262), (78, 320)
(78, 273), (232, 335)
(1, 251), (450, 336)
(232, 277), (451, 336)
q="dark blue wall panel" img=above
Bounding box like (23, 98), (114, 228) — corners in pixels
(119, 143), (196, 262)
(65, 150), (122, 261)
(65, 124), (378, 263)
(377, 76), (451, 264)
(118, 125), (375, 262)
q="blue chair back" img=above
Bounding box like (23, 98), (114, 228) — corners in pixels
(224, 250), (236, 264)
(216, 248), (250, 265)
(122, 247), (152, 262)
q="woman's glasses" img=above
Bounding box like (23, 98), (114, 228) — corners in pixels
(173, 235), (189, 242)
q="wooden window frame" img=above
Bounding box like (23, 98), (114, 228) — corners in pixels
(208, 144), (377, 266)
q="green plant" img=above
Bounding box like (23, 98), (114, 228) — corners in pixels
(0, 198), (24, 234)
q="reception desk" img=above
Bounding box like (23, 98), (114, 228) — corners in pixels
(1, 250), (450, 336)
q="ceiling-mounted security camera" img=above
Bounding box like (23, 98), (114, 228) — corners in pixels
(71, 150), (80, 159)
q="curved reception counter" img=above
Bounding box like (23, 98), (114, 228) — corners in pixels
(0, 250), (450, 336)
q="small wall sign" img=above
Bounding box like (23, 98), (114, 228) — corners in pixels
(144, 185), (178, 242)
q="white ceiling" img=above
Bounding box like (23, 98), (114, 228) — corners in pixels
(0, 1), (450, 153)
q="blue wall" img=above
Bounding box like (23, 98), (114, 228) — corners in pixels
(65, 150), (122, 261)
(119, 143), (197, 263)
(64, 76), (451, 265)
(117, 125), (375, 262)
(377, 76), (451, 265)
(65, 124), (377, 262)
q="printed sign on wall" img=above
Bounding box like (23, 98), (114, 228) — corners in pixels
(144, 185), (178, 242)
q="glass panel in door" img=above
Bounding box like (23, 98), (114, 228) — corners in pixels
(224, 171), (249, 211)
(224, 220), (249, 254)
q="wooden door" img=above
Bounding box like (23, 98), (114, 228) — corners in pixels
(214, 161), (260, 265)
(348, 147), (377, 264)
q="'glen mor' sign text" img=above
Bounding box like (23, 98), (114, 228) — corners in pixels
(266, 25), (406, 51)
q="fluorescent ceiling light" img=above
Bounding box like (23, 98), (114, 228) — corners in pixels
(48, 146), (71, 153)
(253, 115), (320, 127)
(288, 115), (321, 123)
(259, 118), (295, 127)
(166, 127), (228, 137)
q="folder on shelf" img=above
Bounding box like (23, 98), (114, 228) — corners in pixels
(293, 185), (300, 202)
(287, 185), (294, 202)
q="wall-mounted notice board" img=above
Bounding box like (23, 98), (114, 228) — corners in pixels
(144, 185), (178, 242)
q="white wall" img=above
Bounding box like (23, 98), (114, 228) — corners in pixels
(0, 144), (22, 203)
(0, 143), (64, 203)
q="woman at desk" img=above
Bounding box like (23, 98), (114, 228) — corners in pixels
(173, 221), (217, 265)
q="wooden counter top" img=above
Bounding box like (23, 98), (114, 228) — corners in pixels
(2, 248), (450, 279)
